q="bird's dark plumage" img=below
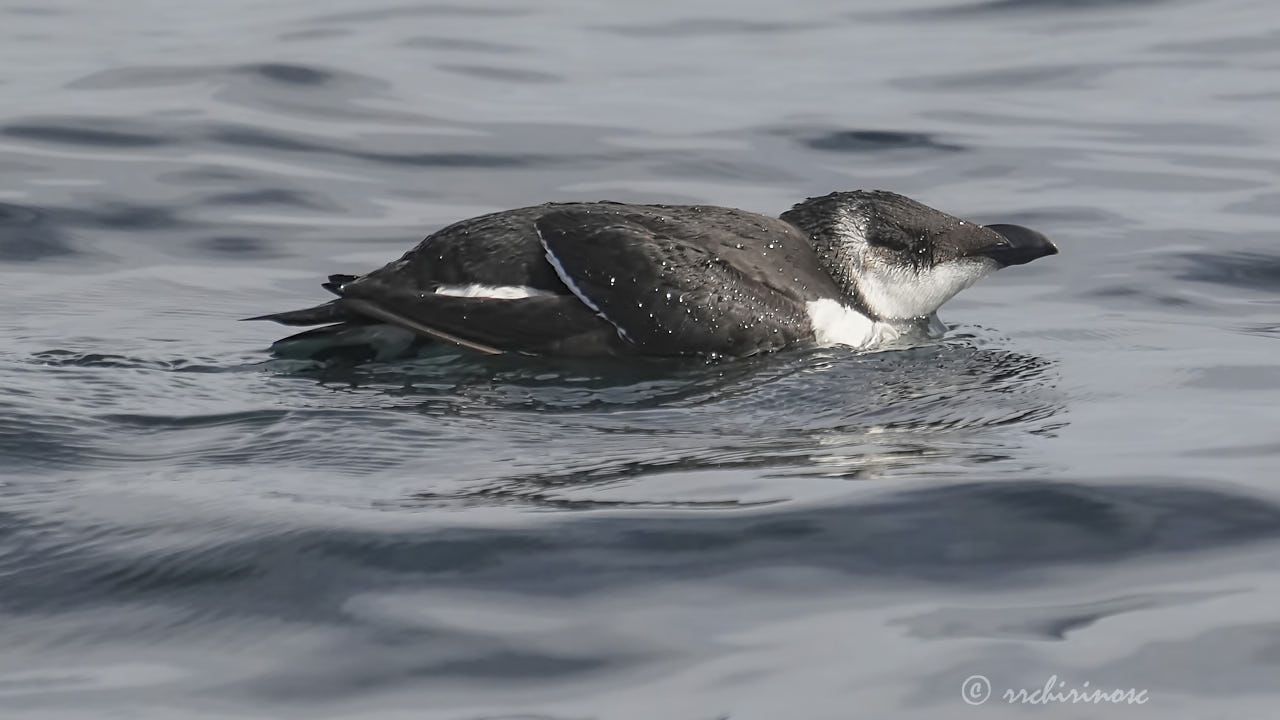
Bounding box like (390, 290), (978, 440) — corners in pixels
(249, 192), (1057, 361)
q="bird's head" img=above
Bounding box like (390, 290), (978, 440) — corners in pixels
(781, 190), (1058, 321)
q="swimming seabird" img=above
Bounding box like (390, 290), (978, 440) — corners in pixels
(248, 190), (1057, 360)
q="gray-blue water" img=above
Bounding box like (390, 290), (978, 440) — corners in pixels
(2, 0), (1279, 717)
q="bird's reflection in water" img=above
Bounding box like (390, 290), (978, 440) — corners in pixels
(268, 329), (1062, 510)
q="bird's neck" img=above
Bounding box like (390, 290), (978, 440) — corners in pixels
(779, 204), (876, 318)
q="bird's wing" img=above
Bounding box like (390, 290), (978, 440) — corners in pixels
(336, 288), (625, 356)
(534, 209), (813, 356)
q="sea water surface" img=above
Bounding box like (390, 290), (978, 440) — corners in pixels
(2, 0), (1279, 718)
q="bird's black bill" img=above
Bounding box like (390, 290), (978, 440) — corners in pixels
(978, 223), (1059, 267)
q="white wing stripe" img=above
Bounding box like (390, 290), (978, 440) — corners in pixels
(433, 284), (556, 299)
(535, 228), (634, 343)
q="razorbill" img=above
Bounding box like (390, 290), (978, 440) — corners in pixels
(249, 190), (1057, 360)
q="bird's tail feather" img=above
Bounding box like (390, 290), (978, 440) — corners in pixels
(268, 322), (424, 362)
(242, 301), (343, 326)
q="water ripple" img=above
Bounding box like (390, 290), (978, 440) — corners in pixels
(786, 128), (967, 154)
(0, 202), (78, 261)
(1, 122), (172, 148)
